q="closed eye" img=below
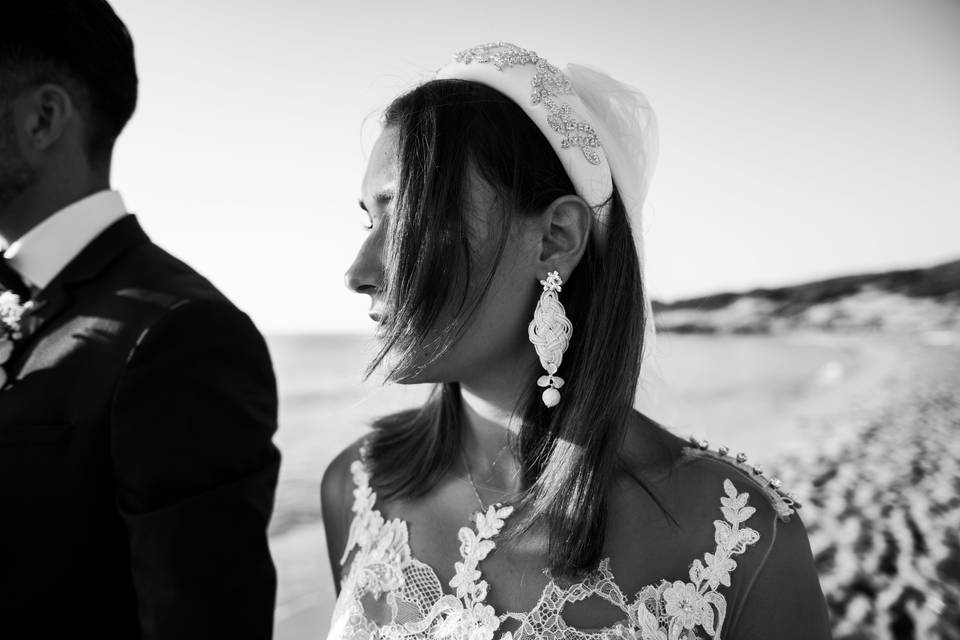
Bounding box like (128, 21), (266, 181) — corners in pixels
(358, 200), (374, 230)
(359, 189), (395, 231)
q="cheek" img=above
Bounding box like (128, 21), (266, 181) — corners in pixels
(454, 229), (540, 351)
(391, 223), (539, 382)
(0, 107), (23, 155)
(444, 260), (537, 370)
(393, 268), (535, 384)
(476, 267), (535, 341)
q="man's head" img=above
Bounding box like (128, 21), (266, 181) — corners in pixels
(0, 0), (137, 221)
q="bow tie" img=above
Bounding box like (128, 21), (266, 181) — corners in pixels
(0, 252), (31, 300)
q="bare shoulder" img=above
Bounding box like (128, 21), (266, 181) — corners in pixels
(674, 437), (802, 522)
(321, 436), (367, 517)
(613, 428), (828, 636)
(675, 446), (831, 636)
(675, 445), (830, 637)
(617, 415), (802, 527)
(321, 436), (368, 587)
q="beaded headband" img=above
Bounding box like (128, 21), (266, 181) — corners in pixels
(436, 42), (615, 245)
(437, 43), (658, 365)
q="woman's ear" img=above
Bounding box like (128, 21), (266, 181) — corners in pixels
(535, 195), (592, 279)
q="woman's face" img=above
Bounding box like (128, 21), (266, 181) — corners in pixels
(346, 126), (542, 385)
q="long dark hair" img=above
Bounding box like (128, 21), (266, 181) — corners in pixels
(365, 79), (655, 578)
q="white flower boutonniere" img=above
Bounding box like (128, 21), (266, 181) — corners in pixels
(0, 291), (34, 388)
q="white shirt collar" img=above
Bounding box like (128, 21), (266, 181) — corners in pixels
(4, 190), (128, 290)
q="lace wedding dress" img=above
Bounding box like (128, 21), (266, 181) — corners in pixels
(326, 445), (800, 640)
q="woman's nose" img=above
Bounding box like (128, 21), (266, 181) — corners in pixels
(344, 233), (384, 295)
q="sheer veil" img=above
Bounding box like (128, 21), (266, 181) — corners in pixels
(565, 63), (660, 362)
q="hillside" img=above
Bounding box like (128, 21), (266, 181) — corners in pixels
(653, 258), (960, 334)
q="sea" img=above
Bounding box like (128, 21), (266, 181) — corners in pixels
(266, 332), (871, 537)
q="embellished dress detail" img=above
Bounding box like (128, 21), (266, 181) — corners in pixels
(328, 450), (785, 640)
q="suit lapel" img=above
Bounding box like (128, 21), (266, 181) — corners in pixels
(8, 215), (151, 370)
(19, 280), (71, 344)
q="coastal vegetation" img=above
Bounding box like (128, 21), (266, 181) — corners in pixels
(654, 258), (960, 335)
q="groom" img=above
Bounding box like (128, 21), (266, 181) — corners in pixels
(0, 2), (280, 638)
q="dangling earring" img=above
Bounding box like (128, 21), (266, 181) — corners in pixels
(527, 270), (572, 408)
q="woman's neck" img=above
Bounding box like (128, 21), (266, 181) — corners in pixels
(457, 357), (532, 494)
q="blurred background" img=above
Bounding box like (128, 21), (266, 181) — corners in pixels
(109, 0), (960, 638)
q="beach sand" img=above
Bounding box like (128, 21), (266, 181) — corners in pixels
(269, 333), (960, 639)
(769, 338), (960, 638)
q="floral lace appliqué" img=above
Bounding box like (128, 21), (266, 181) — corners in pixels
(328, 462), (760, 640)
(406, 504), (514, 640)
(340, 460), (412, 597)
(631, 480), (760, 639)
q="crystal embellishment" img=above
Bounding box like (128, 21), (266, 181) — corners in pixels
(681, 444), (801, 521)
(453, 42), (604, 166)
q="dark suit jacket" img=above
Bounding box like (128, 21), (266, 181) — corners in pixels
(0, 215), (281, 639)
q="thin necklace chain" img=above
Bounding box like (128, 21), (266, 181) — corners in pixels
(459, 441), (511, 512)
(460, 446), (486, 512)
(488, 442), (511, 474)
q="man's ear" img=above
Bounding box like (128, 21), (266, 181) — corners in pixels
(21, 84), (75, 152)
(535, 195), (592, 280)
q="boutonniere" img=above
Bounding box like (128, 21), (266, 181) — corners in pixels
(0, 291), (34, 388)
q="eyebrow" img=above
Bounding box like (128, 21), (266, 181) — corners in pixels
(359, 189), (395, 212)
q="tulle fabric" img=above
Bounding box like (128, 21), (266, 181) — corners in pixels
(564, 63), (659, 359)
(564, 63), (658, 259)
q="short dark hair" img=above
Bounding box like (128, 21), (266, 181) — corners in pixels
(0, 0), (138, 164)
(365, 79), (672, 579)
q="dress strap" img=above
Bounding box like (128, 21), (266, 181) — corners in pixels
(338, 450), (378, 566)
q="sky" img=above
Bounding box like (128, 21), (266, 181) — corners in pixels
(109, 0), (960, 334)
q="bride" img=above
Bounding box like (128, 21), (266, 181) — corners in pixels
(322, 42), (831, 640)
